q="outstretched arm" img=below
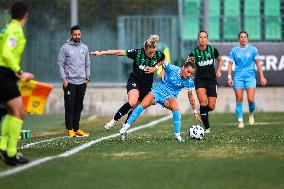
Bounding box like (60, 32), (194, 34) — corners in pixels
(188, 90), (202, 123)
(90, 50), (126, 56)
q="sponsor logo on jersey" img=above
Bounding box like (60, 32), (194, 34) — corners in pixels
(198, 59), (213, 66)
(139, 65), (146, 70)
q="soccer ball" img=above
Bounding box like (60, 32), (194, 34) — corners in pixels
(189, 125), (204, 140)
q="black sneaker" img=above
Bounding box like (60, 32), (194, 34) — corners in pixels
(0, 150), (6, 160)
(3, 152), (29, 166)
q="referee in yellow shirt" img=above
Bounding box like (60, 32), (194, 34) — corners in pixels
(0, 2), (34, 165)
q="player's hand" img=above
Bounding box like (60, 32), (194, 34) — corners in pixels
(90, 51), (102, 56)
(260, 77), (267, 86)
(63, 79), (68, 88)
(216, 70), (222, 78)
(18, 72), (34, 81)
(186, 56), (195, 64)
(228, 78), (233, 87)
(194, 112), (202, 123)
(85, 80), (89, 85)
(144, 66), (156, 74)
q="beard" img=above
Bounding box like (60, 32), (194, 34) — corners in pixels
(72, 38), (80, 43)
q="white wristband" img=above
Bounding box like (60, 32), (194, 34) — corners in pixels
(155, 65), (159, 69)
(228, 75), (232, 79)
(193, 109), (198, 114)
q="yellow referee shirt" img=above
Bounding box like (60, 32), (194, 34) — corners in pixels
(0, 19), (26, 73)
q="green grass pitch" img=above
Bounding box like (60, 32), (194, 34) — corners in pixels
(0, 112), (284, 189)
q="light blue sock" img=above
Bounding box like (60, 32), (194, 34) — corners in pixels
(172, 110), (181, 133)
(249, 101), (256, 113)
(127, 105), (144, 125)
(235, 102), (243, 121)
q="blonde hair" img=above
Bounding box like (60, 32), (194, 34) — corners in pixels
(144, 35), (159, 49)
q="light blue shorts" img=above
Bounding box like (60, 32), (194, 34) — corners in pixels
(151, 89), (175, 107)
(233, 77), (256, 89)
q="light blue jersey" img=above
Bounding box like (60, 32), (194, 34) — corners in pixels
(229, 44), (259, 89)
(151, 62), (195, 105)
(229, 44), (259, 79)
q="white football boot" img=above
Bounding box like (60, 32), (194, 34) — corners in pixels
(104, 118), (116, 130)
(204, 128), (210, 134)
(174, 133), (185, 143)
(237, 118), (244, 128)
(238, 121), (244, 128)
(119, 123), (130, 134)
(249, 113), (255, 125)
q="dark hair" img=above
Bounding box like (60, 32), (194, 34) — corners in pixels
(184, 62), (195, 69)
(238, 31), (249, 39)
(11, 1), (28, 20)
(198, 31), (208, 38)
(71, 25), (81, 34)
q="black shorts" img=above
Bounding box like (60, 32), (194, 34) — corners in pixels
(0, 67), (21, 102)
(126, 77), (152, 102)
(194, 78), (218, 97)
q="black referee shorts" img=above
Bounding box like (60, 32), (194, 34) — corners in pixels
(126, 77), (152, 102)
(0, 67), (21, 102)
(194, 77), (218, 97)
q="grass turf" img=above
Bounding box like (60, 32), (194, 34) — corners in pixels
(0, 112), (283, 189)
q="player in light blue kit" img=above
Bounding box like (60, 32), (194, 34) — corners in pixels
(119, 61), (201, 142)
(228, 31), (267, 128)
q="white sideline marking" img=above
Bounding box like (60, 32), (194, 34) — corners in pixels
(21, 121), (283, 150)
(59, 114), (172, 157)
(20, 136), (67, 149)
(0, 114), (172, 178)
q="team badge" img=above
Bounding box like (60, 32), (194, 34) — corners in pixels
(8, 37), (17, 48)
(139, 65), (146, 70)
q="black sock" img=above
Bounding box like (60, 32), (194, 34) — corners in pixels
(200, 105), (209, 129)
(207, 105), (214, 112)
(113, 102), (132, 121)
(124, 110), (133, 124)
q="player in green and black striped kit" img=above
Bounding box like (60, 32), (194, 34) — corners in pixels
(187, 31), (223, 133)
(91, 35), (165, 131)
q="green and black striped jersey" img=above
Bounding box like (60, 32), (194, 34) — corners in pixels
(126, 48), (165, 87)
(188, 45), (219, 79)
